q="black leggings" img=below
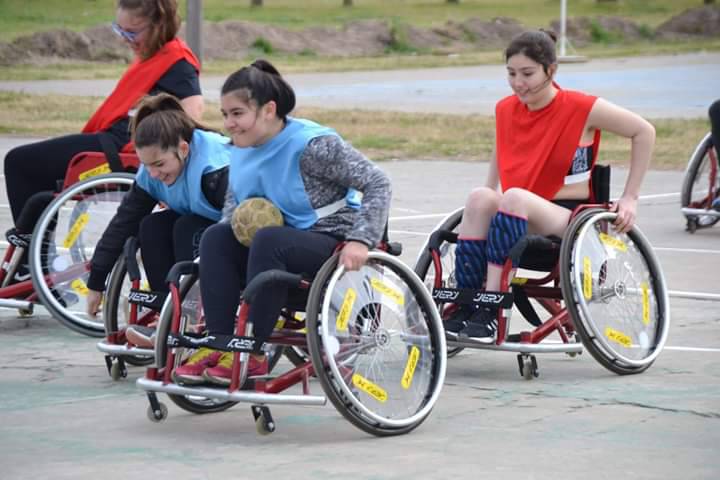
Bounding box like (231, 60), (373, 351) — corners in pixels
(199, 224), (340, 343)
(139, 210), (214, 291)
(710, 99), (720, 159)
(4, 132), (125, 225)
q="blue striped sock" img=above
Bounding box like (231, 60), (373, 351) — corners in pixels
(487, 212), (528, 266)
(454, 239), (487, 290)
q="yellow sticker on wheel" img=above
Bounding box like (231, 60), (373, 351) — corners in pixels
(370, 278), (405, 306)
(599, 233), (627, 252)
(583, 257), (593, 300)
(78, 163), (111, 181)
(605, 327), (632, 348)
(401, 346), (420, 390)
(71, 279), (89, 296)
(511, 277), (528, 285)
(63, 213), (89, 248)
(352, 373), (387, 403)
(641, 282), (650, 326)
(336, 288), (357, 332)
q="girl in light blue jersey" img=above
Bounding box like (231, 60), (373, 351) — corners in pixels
(86, 93), (231, 347)
(173, 59), (392, 386)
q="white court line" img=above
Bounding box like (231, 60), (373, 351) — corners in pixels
(655, 247), (720, 254)
(664, 346), (720, 353)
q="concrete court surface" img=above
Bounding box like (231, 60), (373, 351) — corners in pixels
(0, 135), (718, 479)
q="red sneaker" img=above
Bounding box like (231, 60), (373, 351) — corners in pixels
(203, 352), (268, 386)
(171, 348), (223, 385)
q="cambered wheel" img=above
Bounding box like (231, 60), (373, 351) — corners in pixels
(413, 207), (465, 358)
(29, 174), (135, 337)
(307, 252), (446, 436)
(681, 133), (719, 231)
(559, 209), (670, 375)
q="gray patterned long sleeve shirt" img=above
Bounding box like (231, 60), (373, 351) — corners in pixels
(221, 135), (391, 247)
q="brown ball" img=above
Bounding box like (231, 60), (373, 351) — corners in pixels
(231, 197), (284, 247)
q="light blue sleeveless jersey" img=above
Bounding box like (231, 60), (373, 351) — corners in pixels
(136, 129), (230, 221)
(229, 117), (357, 229)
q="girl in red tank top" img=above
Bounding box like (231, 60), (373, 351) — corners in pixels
(445, 30), (656, 343)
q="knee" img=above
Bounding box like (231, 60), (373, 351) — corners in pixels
(138, 213), (164, 244)
(249, 226), (285, 258)
(464, 187), (500, 217)
(498, 188), (528, 213)
(199, 223), (233, 255)
(710, 100), (720, 122)
(4, 146), (24, 176)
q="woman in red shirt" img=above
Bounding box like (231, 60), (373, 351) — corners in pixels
(445, 30), (656, 343)
(3, 0), (202, 283)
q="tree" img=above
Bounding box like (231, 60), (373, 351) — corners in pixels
(251, 0), (262, 6)
(344, 0), (353, 6)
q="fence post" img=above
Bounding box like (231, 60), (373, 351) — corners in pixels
(186, 0), (203, 64)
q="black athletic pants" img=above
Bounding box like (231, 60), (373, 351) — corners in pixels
(4, 132), (125, 225)
(139, 210), (214, 291)
(199, 224), (339, 343)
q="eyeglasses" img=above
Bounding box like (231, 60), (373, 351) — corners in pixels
(111, 21), (148, 43)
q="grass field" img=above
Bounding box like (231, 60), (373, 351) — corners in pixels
(0, 91), (708, 169)
(0, 0), (705, 42)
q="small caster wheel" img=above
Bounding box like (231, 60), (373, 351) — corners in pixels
(110, 359), (127, 381)
(566, 351), (578, 358)
(252, 405), (275, 435)
(255, 416), (275, 436)
(686, 217), (698, 234)
(18, 306), (34, 317)
(147, 402), (168, 423)
(517, 354), (538, 380)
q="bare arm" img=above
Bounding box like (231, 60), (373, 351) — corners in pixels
(180, 95), (205, 122)
(485, 148), (500, 190)
(587, 98), (655, 232)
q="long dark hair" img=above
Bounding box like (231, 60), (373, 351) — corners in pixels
(504, 30), (557, 74)
(220, 59), (296, 120)
(117, 0), (180, 59)
(132, 93), (211, 152)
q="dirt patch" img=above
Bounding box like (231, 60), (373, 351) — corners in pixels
(0, 6), (717, 66)
(656, 5), (720, 38)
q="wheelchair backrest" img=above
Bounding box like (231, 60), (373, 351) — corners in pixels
(590, 164), (611, 204)
(62, 151), (140, 190)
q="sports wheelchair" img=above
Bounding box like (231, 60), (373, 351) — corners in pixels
(97, 237), (311, 380)
(0, 150), (138, 336)
(414, 165), (670, 379)
(681, 132), (719, 233)
(137, 242), (447, 437)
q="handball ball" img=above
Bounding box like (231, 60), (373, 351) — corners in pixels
(231, 197), (284, 247)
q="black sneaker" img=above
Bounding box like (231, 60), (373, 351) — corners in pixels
(10, 263), (31, 283)
(444, 306), (474, 339)
(459, 308), (498, 344)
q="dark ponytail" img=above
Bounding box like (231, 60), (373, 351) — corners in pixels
(220, 59), (296, 120)
(504, 29), (558, 73)
(132, 93), (211, 151)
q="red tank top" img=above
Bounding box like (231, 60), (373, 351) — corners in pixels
(82, 38), (200, 152)
(495, 87), (598, 200)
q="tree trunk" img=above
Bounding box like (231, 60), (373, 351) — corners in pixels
(343, 0), (353, 6)
(251, 0), (262, 6)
